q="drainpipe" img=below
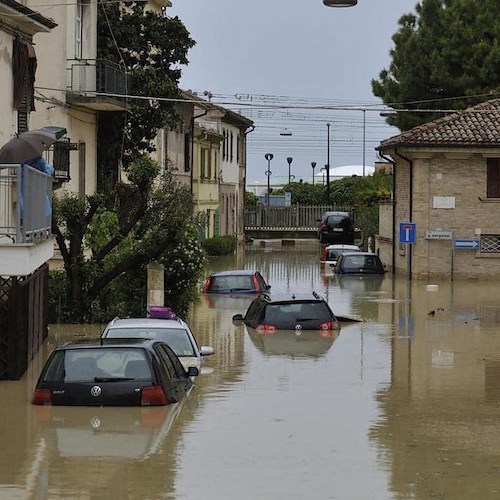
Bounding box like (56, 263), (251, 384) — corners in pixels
(191, 108), (209, 196)
(241, 125), (255, 242)
(378, 151), (397, 274)
(394, 147), (414, 281)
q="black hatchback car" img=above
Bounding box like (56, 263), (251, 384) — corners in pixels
(317, 211), (355, 244)
(232, 292), (340, 332)
(334, 252), (385, 275)
(32, 338), (198, 407)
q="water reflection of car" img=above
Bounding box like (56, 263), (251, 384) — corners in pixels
(247, 327), (340, 359)
(32, 338), (198, 407)
(201, 269), (271, 294)
(334, 274), (385, 295)
(203, 293), (256, 312)
(232, 292), (340, 332)
(101, 317), (214, 371)
(35, 403), (185, 460)
(334, 252), (385, 275)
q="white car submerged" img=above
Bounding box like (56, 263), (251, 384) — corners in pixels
(101, 317), (214, 372)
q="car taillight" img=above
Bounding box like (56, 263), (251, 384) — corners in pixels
(321, 223), (328, 231)
(141, 386), (167, 406)
(256, 324), (278, 334)
(202, 278), (210, 291)
(252, 275), (260, 292)
(32, 389), (52, 405)
(319, 321), (340, 331)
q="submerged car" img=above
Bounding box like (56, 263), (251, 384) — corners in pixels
(202, 270), (270, 294)
(334, 252), (385, 275)
(32, 338), (198, 407)
(232, 292), (340, 332)
(100, 317), (214, 371)
(320, 244), (361, 269)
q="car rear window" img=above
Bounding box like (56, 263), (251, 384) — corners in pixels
(342, 255), (382, 271)
(327, 215), (352, 229)
(43, 348), (152, 382)
(105, 328), (195, 356)
(208, 275), (254, 292)
(263, 302), (334, 328)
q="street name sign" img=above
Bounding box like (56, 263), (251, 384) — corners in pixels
(454, 238), (480, 250)
(426, 230), (452, 240)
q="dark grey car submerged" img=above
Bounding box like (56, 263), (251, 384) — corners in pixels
(32, 338), (198, 407)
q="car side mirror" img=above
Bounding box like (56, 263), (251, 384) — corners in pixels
(200, 346), (215, 356)
(232, 314), (244, 324)
(187, 366), (199, 377)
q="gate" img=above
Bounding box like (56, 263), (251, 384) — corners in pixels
(0, 264), (48, 380)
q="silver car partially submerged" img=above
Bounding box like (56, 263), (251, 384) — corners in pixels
(101, 317), (214, 371)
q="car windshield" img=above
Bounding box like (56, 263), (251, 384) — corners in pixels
(105, 328), (195, 356)
(208, 275), (254, 291)
(43, 348), (152, 382)
(342, 255), (382, 271)
(263, 302), (333, 328)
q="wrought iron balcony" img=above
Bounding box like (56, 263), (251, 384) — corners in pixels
(67, 59), (131, 111)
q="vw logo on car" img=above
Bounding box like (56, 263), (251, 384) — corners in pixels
(90, 385), (102, 397)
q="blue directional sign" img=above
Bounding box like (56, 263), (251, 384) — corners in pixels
(399, 222), (416, 244)
(454, 238), (480, 250)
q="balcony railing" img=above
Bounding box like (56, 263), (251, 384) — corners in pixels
(67, 59), (130, 96)
(0, 164), (52, 244)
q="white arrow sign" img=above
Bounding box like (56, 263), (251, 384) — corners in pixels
(454, 239), (480, 249)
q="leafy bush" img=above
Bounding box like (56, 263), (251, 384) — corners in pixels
(202, 235), (237, 256)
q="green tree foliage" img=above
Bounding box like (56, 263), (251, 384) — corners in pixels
(96, 3), (195, 183)
(51, 158), (206, 322)
(281, 182), (327, 205)
(372, 0), (500, 131)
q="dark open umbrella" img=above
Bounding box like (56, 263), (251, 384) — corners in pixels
(0, 127), (67, 163)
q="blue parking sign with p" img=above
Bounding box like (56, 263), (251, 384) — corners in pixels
(399, 222), (416, 244)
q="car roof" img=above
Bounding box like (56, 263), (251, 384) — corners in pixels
(341, 252), (379, 257)
(210, 270), (258, 277)
(106, 317), (188, 330)
(325, 244), (360, 250)
(324, 211), (349, 216)
(258, 292), (326, 303)
(56, 338), (161, 350)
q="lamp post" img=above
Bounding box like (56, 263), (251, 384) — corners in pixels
(311, 161), (316, 185)
(362, 109), (366, 177)
(286, 156), (293, 185)
(264, 153), (273, 205)
(326, 123), (331, 203)
(323, 0), (357, 6)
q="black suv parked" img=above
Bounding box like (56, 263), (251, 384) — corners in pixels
(232, 292), (340, 331)
(317, 211), (355, 244)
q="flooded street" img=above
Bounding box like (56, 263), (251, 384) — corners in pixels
(3, 240), (500, 499)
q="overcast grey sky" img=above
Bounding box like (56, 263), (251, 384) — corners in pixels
(171, 0), (418, 184)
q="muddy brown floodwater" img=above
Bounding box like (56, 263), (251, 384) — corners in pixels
(2, 240), (500, 499)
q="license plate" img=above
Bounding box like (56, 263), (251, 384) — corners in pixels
(332, 228), (343, 232)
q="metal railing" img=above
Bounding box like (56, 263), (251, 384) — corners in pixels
(244, 204), (354, 230)
(0, 164), (52, 244)
(67, 58), (130, 95)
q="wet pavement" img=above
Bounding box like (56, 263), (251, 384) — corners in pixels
(2, 240), (500, 499)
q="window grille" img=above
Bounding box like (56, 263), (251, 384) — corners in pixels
(480, 234), (500, 253)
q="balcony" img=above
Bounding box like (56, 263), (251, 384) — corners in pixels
(0, 164), (55, 276)
(67, 59), (130, 111)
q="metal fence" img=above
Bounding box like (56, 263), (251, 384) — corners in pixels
(244, 204), (354, 230)
(0, 163), (52, 244)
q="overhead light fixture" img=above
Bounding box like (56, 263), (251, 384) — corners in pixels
(323, 0), (357, 7)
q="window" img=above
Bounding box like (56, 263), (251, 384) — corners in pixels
(230, 132), (234, 162)
(487, 159), (500, 198)
(201, 148), (210, 179)
(76, 0), (83, 59)
(481, 234), (500, 253)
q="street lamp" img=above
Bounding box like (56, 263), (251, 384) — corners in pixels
(286, 156), (293, 185)
(311, 161), (316, 185)
(264, 153), (274, 205)
(326, 123), (331, 203)
(323, 0), (357, 6)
